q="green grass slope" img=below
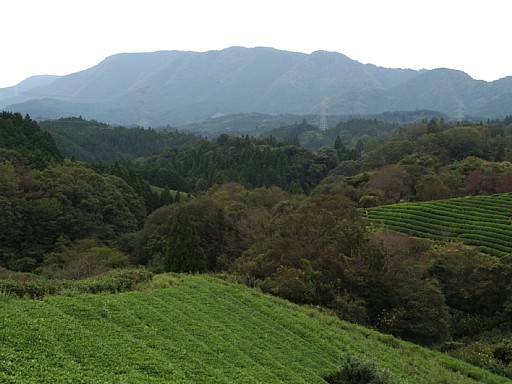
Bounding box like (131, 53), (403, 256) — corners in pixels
(363, 193), (512, 256)
(0, 275), (509, 383)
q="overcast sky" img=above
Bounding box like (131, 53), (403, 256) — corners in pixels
(1, 0), (510, 88)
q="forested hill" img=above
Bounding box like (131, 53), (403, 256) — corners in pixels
(39, 117), (341, 195)
(2, 47), (512, 126)
(264, 117), (399, 150)
(0, 112), (146, 271)
(39, 117), (204, 163)
(174, 110), (447, 139)
(0, 111), (63, 168)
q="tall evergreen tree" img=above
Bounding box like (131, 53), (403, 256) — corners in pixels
(165, 206), (206, 273)
(159, 187), (174, 206)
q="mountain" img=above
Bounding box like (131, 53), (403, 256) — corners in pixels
(1, 47), (511, 126)
(0, 75), (59, 103)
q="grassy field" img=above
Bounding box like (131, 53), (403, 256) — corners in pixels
(363, 193), (512, 256)
(0, 274), (510, 383)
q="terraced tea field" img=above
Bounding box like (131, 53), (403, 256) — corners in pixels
(0, 275), (509, 383)
(364, 193), (512, 256)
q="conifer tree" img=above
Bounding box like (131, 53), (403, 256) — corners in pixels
(165, 206), (206, 273)
(160, 187), (174, 206)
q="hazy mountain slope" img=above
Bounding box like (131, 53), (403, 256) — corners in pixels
(384, 69), (488, 116)
(2, 47), (511, 126)
(0, 75), (59, 105)
(1, 274), (507, 383)
(0, 47), (420, 125)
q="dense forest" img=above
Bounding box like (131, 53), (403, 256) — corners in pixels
(3, 111), (512, 379)
(39, 116), (203, 163)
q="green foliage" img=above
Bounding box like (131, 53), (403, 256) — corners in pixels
(69, 268), (153, 295)
(39, 117), (202, 163)
(37, 162), (146, 242)
(130, 134), (330, 194)
(0, 112), (63, 168)
(440, 126), (489, 161)
(0, 160), (146, 272)
(234, 182), (368, 307)
(449, 338), (512, 379)
(0, 163), (63, 270)
(232, 181), (458, 345)
(366, 164), (412, 203)
(125, 204), (176, 267)
(346, 119), (512, 202)
(379, 279), (451, 345)
(42, 239), (130, 280)
(127, 182), (289, 271)
(0, 267), (153, 298)
(325, 354), (397, 384)
(91, 161), (163, 213)
(415, 173), (452, 201)
(327, 119), (398, 153)
(267, 119), (318, 139)
(165, 206), (206, 273)
(359, 194), (381, 208)
(427, 244), (512, 324)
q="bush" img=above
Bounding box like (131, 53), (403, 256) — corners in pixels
(42, 239), (130, 280)
(0, 287), (15, 302)
(71, 268), (153, 294)
(0, 278), (62, 299)
(449, 341), (512, 379)
(0, 268), (153, 298)
(379, 279), (450, 346)
(325, 353), (397, 384)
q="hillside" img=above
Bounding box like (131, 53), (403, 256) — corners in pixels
(2, 47), (511, 126)
(38, 117), (204, 163)
(0, 75), (59, 103)
(0, 111), (63, 168)
(364, 193), (512, 256)
(0, 274), (508, 383)
(167, 110), (446, 139)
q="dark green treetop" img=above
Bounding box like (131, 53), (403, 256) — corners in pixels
(165, 206), (206, 273)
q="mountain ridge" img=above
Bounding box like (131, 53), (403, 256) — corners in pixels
(2, 46), (511, 126)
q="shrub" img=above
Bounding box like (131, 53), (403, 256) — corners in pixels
(72, 268), (153, 294)
(0, 268), (153, 298)
(325, 353), (397, 384)
(450, 341), (512, 379)
(0, 287), (14, 302)
(494, 340), (512, 365)
(0, 278), (62, 299)
(43, 239), (130, 280)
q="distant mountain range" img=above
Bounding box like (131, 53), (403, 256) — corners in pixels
(1, 47), (511, 127)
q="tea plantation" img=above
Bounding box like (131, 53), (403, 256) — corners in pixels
(0, 275), (509, 383)
(364, 192), (512, 256)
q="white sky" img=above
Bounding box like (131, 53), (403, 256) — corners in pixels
(1, 0), (510, 88)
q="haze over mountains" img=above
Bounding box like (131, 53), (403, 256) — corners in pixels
(1, 46), (511, 127)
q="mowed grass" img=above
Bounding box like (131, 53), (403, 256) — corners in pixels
(363, 193), (512, 256)
(0, 274), (510, 383)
